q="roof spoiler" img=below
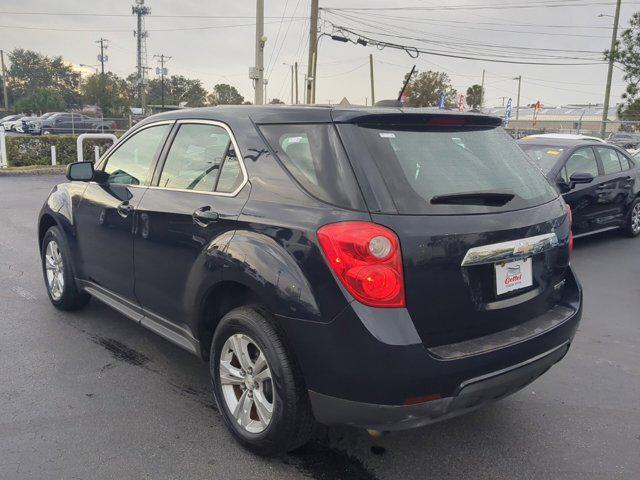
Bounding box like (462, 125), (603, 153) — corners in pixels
(374, 99), (403, 107)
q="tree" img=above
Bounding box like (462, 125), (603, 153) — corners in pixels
(147, 75), (208, 107)
(400, 70), (457, 108)
(81, 72), (134, 117)
(8, 49), (81, 108)
(13, 88), (66, 113)
(466, 84), (484, 111)
(207, 83), (244, 105)
(605, 12), (640, 120)
(269, 98), (284, 104)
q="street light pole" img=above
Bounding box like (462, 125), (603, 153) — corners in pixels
(600, 0), (622, 139)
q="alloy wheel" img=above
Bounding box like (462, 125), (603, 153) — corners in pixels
(632, 203), (640, 234)
(219, 333), (274, 434)
(45, 240), (65, 300)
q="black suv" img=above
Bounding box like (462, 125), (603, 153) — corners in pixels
(518, 138), (640, 238)
(38, 106), (582, 456)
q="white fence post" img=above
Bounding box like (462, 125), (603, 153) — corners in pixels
(94, 145), (100, 161)
(51, 146), (57, 166)
(0, 126), (7, 168)
(76, 133), (118, 163)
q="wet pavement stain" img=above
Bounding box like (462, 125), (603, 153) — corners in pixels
(169, 382), (218, 411)
(286, 441), (381, 480)
(92, 336), (150, 367)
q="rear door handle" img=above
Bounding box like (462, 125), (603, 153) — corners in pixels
(193, 206), (219, 227)
(117, 201), (133, 218)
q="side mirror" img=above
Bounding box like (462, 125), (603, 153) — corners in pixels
(66, 161), (94, 182)
(569, 172), (594, 189)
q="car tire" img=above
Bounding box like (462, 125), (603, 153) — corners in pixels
(41, 226), (91, 310)
(622, 198), (640, 237)
(210, 306), (315, 456)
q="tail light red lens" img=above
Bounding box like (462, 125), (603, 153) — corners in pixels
(317, 221), (405, 308)
(567, 204), (573, 255)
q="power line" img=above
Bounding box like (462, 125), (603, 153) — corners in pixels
(0, 11), (307, 19)
(321, 26), (606, 65)
(322, 1), (640, 12)
(0, 19), (305, 33)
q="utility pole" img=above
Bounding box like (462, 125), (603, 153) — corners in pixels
(306, 0), (319, 104)
(253, 0), (266, 105)
(514, 75), (522, 120)
(133, 0), (150, 112)
(480, 69), (485, 110)
(290, 64), (294, 104)
(369, 54), (375, 105)
(96, 38), (109, 75)
(0, 50), (9, 112)
(601, 0), (622, 139)
(294, 62), (299, 104)
(154, 54), (171, 109)
(264, 78), (268, 104)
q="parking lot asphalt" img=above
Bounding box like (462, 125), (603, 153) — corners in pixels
(1, 175), (639, 480)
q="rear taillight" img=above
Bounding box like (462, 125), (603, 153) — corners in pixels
(567, 204), (573, 255)
(317, 221), (405, 308)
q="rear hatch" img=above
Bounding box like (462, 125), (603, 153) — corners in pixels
(335, 112), (571, 347)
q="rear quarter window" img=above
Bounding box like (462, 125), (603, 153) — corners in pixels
(259, 124), (365, 210)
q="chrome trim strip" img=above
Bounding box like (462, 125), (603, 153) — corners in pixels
(461, 232), (558, 267)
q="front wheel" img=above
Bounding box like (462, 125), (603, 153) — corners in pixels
(41, 226), (90, 310)
(211, 307), (315, 456)
(623, 198), (640, 237)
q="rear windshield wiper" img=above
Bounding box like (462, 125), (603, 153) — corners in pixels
(430, 191), (515, 206)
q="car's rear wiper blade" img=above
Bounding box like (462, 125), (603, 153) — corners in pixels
(430, 191), (515, 206)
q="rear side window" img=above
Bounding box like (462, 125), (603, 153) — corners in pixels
(259, 124), (363, 209)
(159, 124), (229, 192)
(352, 125), (557, 214)
(561, 147), (599, 182)
(597, 147), (623, 174)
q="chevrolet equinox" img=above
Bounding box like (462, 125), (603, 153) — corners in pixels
(38, 106), (582, 456)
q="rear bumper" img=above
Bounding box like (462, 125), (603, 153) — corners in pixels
(309, 341), (569, 431)
(278, 267), (581, 428)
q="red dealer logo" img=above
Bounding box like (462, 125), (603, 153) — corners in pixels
(505, 265), (523, 286)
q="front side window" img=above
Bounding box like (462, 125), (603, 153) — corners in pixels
(103, 124), (171, 185)
(158, 123), (244, 193)
(597, 147), (623, 175)
(561, 148), (599, 182)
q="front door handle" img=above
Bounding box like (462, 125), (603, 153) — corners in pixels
(193, 206), (219, 227)
(117, 201), (133, 218)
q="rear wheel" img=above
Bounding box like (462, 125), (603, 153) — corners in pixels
(623, 198), (640, 237)
(211, 307), (315, 456)
(41, 226), (90, 310)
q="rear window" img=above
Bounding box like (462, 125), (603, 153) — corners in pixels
(519, 145), (565, 173)
(259, 124), (364, 210)
(353, 125), (558, 214)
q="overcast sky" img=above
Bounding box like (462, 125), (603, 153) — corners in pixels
(1, 0), (638, 108)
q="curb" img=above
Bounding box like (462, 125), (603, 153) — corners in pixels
(0, 167), (65, 177)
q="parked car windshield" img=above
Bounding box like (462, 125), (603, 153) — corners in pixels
(352, 124), (558, 214)
(519, 144), (565, 173)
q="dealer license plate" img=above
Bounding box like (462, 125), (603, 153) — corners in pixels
(495, 258), (532, 295)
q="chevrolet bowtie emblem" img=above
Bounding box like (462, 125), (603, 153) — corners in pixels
(513, 242), (534, 255)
